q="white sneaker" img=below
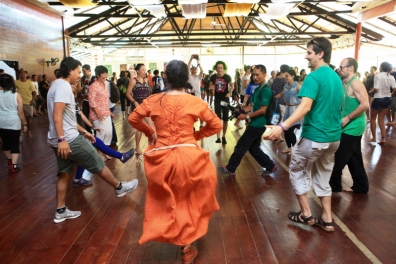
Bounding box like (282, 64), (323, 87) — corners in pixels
(116, 179), (138, 197)
(54, 207), (81, 223)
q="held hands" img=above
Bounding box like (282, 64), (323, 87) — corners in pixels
(341, 116), (350, 127)
(148, 133), (157, 145)
(263, 125), (283, 140)
(58, 141), (71, 159)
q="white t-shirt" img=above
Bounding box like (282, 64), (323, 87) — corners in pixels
(374, 72), (396, 98)
(106, 80), (115, 108)
(241, 75), (250, 95)
(32, 81), (39, 95)
(188, 74), (202, 98)
(47, 79), (79, 147)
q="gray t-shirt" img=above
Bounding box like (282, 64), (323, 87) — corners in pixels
(47, 79), (79, 147)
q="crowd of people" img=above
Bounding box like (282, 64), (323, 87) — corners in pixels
(1, 35), (396, 263)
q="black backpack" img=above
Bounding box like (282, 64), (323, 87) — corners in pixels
(262, 87), (282, 125)
(109, 81), (120, 103)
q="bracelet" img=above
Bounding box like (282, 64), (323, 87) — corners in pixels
(82, 130), (87, 135)
(58, 136), (66, 143)
(348, 115), (352, 120)
(23, 124), (27, 126)
(279, 123), (288, 131)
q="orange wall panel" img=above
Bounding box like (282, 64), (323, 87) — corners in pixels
(0, 0), (64, 81)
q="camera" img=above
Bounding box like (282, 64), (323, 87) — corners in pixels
(192, 54), (199, 60)
(220, 101), (246, 120)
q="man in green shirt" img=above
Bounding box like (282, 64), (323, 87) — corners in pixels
(265, 37), (343, 232)
(218, 64), (276, 176)
(330, 58), (369, 194)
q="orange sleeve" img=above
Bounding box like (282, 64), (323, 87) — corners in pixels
(128, 98), (155, 138)
(193, 103), (222, 141)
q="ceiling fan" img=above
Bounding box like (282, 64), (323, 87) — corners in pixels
(210, 17), (226, 27)
(45, 58), (59, 67)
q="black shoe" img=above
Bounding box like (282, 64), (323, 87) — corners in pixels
(11, 164), (21, 173)
(222, 137), (227, 144)
(215, 138), (221, 143)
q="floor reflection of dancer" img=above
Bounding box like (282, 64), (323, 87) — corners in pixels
(129, 60), (222, 264)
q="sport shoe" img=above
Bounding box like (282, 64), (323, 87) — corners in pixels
(222, 137), (227, 144)
(72, 179), (80, 186)
(261, 164), (278, 175)
(215, 138), (221, 143)
(181, 246), (198, 264)
(116, 179), (138, 197)
(120, 148), (135, 163)
(54, 207), (81, 223)
(217, 166), (236, 176)
(79, 178), (93, 186)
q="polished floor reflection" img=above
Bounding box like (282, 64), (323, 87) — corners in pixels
(0, 108), (395, 263)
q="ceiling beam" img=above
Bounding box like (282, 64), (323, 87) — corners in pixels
(85, 38), (312, 44)
(72, 10), (351, 18)
(360, 0), (396, 22)
(72, 31), (351, 38)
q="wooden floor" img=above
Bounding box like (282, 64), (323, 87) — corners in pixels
(1, 105), (396, 264)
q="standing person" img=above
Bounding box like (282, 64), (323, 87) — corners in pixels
(152, 70), (164, 94)
(0, 74), (28, 172)
(161, 71), (171, 92)
(15, 68), (37, 137)
(218, 65), (277, 176)
(267, 70), (277, 88)
(39, 74), (51, 112)
(265, 37), (343, 232)
(106, 79), (118, 145)
(147, 69), (153, 88)
(204, 70), (213, 105)
(88, 66), (114, 148)
(128, 60), (222, 264)
(81, 64), (96, 130)
(188, 55), (204, 99)
(111, 72), (117, 84)
(281, 69), (301, 155)
(47, 57), (138, 223)
(210, 61), (233, 144)
(234, 65), (251, 129)
(31, 74), (43, 115)
(243, 74), (259, 106)
(117, 71), (131, 120)
(200, 74), (206, 100)
(272, 64), (289, 122)
(330, 58), (370, 194)
(126, 63), (152, 156)
(365, 66), (376, 121)
(369, 62), (396, 144)
(300, 69), (307, 81)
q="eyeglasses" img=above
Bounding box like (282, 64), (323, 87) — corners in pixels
(339, 65), (351, 70)
(309, 39), (322, 50)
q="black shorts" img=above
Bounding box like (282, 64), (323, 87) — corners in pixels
(371, 97), (391, 110)
(214, 100), (229, 121)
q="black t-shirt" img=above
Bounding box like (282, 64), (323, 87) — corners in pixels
(210, 74), (232, 101)
(39, 81), (50, 98)
(365, 75), (374, 92)
(152, 76), (160, 87)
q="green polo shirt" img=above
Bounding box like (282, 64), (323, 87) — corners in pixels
(249, 83), (271, 128)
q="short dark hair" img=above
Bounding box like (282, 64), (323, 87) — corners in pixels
(54, 69), (59, 75)
(32, 74), (36, 78)
(345, 57), (358, 73)
(165, 60), (189, 89)
(213, 61), (227, 71)
(135, 63), (144, 71)
(286, 69), (296, 77)
(0, 69), (4, 73)
(147, 69), (151, 73)
(307, 37), (332, 64)
(254, 64), (267, 74)
(280, 64), (289, 73)
(42, 74), (47, 78)
(294, 75), (303, 82)
(300, 69), (306, 75)
(380, 62), (392, 73)
(82, 64), (91, 71)
(371, 66), (377, 71)
(94, 65), (108, 77)
(58, 57), (82, 78)
(0, 74), (16, 93)
(120, 71), (126, 77)
(153, 70), (159, 75)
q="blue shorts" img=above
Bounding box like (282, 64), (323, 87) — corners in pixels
(371, 97), (391, 110)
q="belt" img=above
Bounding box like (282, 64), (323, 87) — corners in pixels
(287, 104), (298, 106)
(138, 143), (196, 161)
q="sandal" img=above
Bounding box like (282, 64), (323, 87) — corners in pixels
(288, 211), (315, 226)
(314, 217), (335, 232)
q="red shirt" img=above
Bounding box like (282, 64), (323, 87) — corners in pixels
(88, 80), (110, 121)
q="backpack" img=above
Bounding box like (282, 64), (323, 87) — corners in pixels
(261, 87), (282, 125)
(154, 76), (164, 92)
(109, 81), (120, 103)
(118, 78), (128, 94)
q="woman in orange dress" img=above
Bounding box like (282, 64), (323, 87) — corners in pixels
(128, 60), (222, 264)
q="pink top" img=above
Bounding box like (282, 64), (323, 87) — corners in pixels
(88, 80), (110, 121)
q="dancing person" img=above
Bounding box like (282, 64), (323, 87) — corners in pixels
(88, 66), (114, 150)
(0, 74), (28, 172)
(210, 61), (234, 144)
(329, 58), (369, 194)
(281, 69), (301, 155)
(218, 64), (277, 176)
(126, 63), (153, 157)
(264, 37), (343, 232)
(369, 62), (396, 144)
(47, 57), (138, 223)
(128, 60), (222, 264)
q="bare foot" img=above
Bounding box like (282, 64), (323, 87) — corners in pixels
(379, 137), (386, 145)
(28, 131), (32, 138)
(369, 138), (376, 143)
(343, 187), (353, 192)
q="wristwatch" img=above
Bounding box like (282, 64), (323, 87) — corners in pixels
(58, 136), (66, 143)
(82, 130), (87, 135)
(246, 114), (250, 120)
